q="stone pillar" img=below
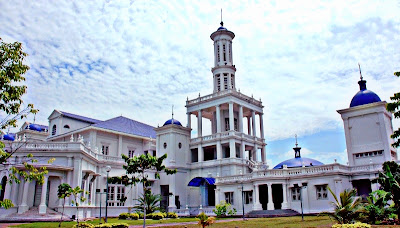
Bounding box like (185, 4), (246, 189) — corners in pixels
(216, 105), (221, 133)
(238, 105), (243, 133)
(229, 140), (236, 158)
(198, 110), (202, 137)
(267, 184), (274, 210)
(281, 184), (289, 209)
(259, 114), (264, 139)
(118, 135), (123, 157)
(241, 142), (245, 159)
(216, 141), (222, 159)
(187, 112), (191, 128)
(247, 117), (251, 135)
(39, 176), (48, 214)
(229, 102), (234, 131)
(168, 175), (176, 211)
(4, 180), (12, 201)
(65, 171), (72, 205)
(252, 184), (262, 210)
(215, 188), (220, 205)
(198, 144), (203, 162)
(252, 111), (256, 137)
(18, 180), (30, 214)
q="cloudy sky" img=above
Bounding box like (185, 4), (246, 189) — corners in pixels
(1, 0), (399, 167)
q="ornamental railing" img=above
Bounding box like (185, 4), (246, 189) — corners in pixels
(186, 89), (262, 106)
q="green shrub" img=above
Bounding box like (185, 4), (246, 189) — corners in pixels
(111, 223), (129, 228)
(213, 200), (236, 217)
(332, 222), (371, 228)
(73, 223), (94, 228)
(150, 212), (164, 220)
(137, 212), (144, 219)
(118, 212), (130, 220)
(167, 212), (178, 218)
(129, 213), (139, 220)
(146, 213), (153, 219)
(162, 212), (167, 218)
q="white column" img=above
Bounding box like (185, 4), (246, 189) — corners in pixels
(197, 110), (202, 137)
(58, 177), (64, 207)
(217, 141), (222, 159)
(198, 144), (203, 162)
(18, 180), (30, 214)
(65, 171), (72, 206)
(168, 175), (176, 210)
(267, 184), (274, 210)
(215, 188), (220, 205)
(239, 105), (243, 133)
(229, 102), (234, 131)
(247, 117), (251, 135)
(11, 176), (19, 206)
(252, 111), (256, 137)
(118, 135), (123, 157)
(241, 142), (245, 159)
(252, 184), (262, 210)
(259, 114), (264, 139)
(187, 112), (191, 128)
(229, 140), (236, 158)
(39, 176), (48, 214)
(4, 180), (12, 201)
(281, 184), (289, 209)
(228, 74), (232, 90)
(216, 105), (221, 133)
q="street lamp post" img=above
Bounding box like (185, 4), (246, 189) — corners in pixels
(95, 189), (107, 224)
(299, 183), (307, 221)
(241, 182), (245, 220)
(105, 166), (111, 223)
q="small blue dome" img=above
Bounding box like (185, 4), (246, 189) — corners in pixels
(163, 118), (182, 126)
(273, 157), (324, 169)
(26, 124), (43, 132)
(2, 134), (15, 141)
(217, 26), (227, 31)
(350, 90), (381, 107)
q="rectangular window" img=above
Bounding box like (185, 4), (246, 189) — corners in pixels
(316, 185), (328, 200)
(217, 74), (221, 91)
(217, 45), (220, 62)
(128, 150), (135, 158)
(153, 150), (156, 156)
(224, 74), (228, 90)
(234, 118), (238, 131)
(225, 192), (234, 204)
(244, 191), (253, 204)
(225, 118), (230, 131)
(102, 145), (109, 155)
(108, 185), (125, 206)
(223, 44), (226, 61)
(291, 188), (301, 201)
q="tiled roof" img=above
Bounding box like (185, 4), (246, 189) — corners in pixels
(93, 116), (156, 138)
(60, 111), (101, 124)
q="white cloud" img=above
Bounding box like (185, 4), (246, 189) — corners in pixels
(0, 0), (399, 144)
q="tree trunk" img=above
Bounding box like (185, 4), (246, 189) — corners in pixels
(58, 197), (65, 227)
(143, 182), (146, 228)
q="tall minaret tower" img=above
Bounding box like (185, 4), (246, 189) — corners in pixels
(210, 20), (236, 93)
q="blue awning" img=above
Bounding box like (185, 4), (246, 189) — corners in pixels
(188, 177), (215, 187)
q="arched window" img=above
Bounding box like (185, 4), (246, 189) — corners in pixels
(52, 125), (57, 136)
(64, 125), (70, 129)
(0, 176), (7, 201)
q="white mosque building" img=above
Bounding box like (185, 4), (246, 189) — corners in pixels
(0, 21), (398, 219)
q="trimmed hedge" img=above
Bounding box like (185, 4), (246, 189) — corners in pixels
(73, 223), (94, 228)
(148, 212), (164, 220)
(167, 212), (178, 218)
(332, 223), (371, 228)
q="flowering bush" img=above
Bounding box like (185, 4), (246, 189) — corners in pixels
(332, 222), (371, 228)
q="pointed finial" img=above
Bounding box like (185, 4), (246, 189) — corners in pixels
(358, 63), (363, 80)
(295, 134), (298, 147)
(172, 105), (174, 119)
(220, 9), (223, 27)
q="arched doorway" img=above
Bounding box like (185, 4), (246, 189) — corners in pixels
(0, 176), (7, 201)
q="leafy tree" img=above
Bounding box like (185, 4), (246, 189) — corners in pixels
(196, 212), (215, 228)
(133, 189), (162, 214)
(378, 161), (400, 219)
(213, 200), (236, 217)
(58, 183), (72, 227)
(68, 186), (87, 227)
(386, 71), (400, 148)
(0, 38), (49, 208)
(109, 153), (176, 228)
(319, 187), (362, 224)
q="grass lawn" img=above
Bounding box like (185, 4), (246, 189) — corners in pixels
(10, 215), (400, 228)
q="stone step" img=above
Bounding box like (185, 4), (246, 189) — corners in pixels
(246, 209), (299, 218)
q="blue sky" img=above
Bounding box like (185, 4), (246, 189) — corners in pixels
(1, 1), (399, 167)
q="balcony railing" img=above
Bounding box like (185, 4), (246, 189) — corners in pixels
(216, 163), (382, 184)
(186, 89), (262, 107)
(190, 131), (264, 144)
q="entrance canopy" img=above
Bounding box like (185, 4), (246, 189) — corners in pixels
(188, 177), (215, 187)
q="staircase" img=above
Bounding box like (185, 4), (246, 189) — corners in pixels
(0, 207), (72, 222)
(246, 209), (299, 218)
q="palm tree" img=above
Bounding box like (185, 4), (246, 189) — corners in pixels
(133, 190), (162, 214)
(319, 187), (362, 224)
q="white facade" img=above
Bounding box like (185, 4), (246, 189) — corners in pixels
(0, 22), (398, 219)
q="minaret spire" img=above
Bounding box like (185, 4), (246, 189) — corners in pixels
(294, 134), (301, 158)
(358, 63), (363, 80)
(295, 134), (298, 147)
(220, 9), (223, 27)
(172, 105), (174, 119)
(357, 63), (367, 91)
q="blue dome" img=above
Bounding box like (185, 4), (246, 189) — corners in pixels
(26, 124), (43, 132)
(163, 118), (182, 126)
(350, 90), (381, 108)
(2, 133), (15, 141)
(217, 26), (227, 31)
(273, 157), (324, 169)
